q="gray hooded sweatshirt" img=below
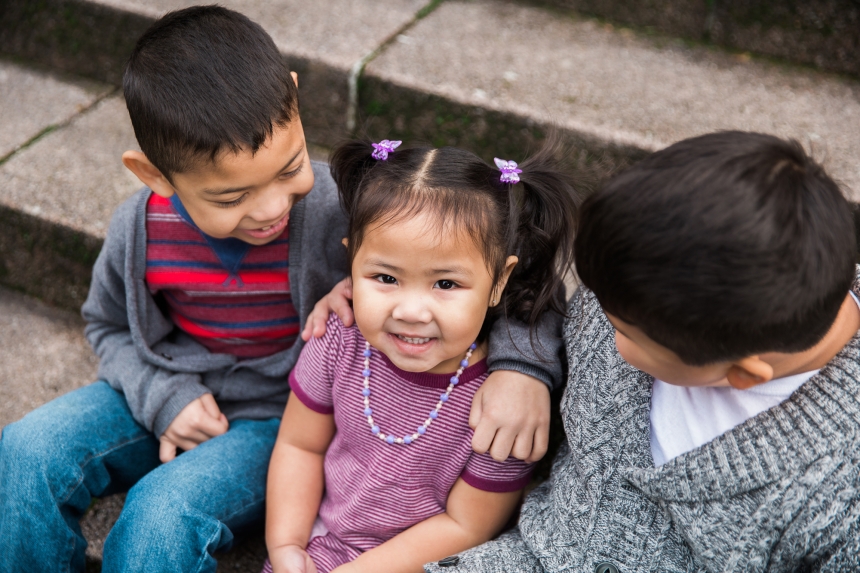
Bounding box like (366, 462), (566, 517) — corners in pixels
(81, 162), (563, 438)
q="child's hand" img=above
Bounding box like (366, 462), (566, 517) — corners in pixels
(269, 545), (318, 573)
(159, 394), (229, 462)
(301, 277), (354, 341)
(469, 371), (550, 463)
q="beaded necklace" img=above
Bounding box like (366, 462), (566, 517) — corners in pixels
(361, 342), (477, 445)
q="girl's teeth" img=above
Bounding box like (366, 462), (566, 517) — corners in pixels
(262, 225), (271, 231)
(398, 335), (431, 344)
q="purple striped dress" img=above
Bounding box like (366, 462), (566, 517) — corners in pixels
(263, 314), (533, 573)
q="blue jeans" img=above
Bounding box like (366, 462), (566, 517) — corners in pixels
(0, 381), (280, 573)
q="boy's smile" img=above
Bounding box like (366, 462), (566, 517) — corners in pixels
(124, 117), (314, 246)
(350, 213), (515, 375)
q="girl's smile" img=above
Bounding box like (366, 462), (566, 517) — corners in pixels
(351, 212), (516, 374)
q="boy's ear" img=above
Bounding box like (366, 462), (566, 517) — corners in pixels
(726, 356), (774, 390)
(122, 150), (176, 198)
(490, 255), (519, 306)
(291, 71), (299, 88)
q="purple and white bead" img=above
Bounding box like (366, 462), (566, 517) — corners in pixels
(361, 341), (477, 445)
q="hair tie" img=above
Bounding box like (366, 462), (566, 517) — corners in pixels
(371, 139), (402, 161)
(494, 158), (523, 184)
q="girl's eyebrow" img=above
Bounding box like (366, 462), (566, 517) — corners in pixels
(428, 266), (471, 275)
(363, 259), (472, 276)
(364, 259), (401, 272)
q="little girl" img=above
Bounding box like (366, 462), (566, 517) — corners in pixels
(262, 138), (580, 573)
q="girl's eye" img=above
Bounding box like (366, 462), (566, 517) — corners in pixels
(215, 194), (247, 208)
(375, 274), (397, 285)
(435, 279), (457, 290)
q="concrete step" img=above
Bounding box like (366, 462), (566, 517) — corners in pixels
(0, 286), (268, 571)
(361, 0), (860, 196)
(0, 0), (434, 146)
(2, 0), (860, 310)
(534, 0), (860, 79)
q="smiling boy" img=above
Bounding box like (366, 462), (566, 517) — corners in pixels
(0, 7), (561, 573)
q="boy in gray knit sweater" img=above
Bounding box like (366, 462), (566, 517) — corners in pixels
(427, 131), (860, 572)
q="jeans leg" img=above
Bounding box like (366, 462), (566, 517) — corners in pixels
(102, 417), (280, 573)
(0, 381), (160, 573)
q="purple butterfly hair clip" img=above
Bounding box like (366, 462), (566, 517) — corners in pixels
(494, 158), (523, 184)
(371, 139), (402, 161)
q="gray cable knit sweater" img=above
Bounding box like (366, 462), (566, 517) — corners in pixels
(427, 276), (860, 573)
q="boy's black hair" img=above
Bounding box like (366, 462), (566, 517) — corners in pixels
(576, 131), (856, 365)
(123, 5), (298, 180)
(330, 138), (583, 338)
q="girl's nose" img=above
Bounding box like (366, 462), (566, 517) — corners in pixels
(391, 295), (432, 324)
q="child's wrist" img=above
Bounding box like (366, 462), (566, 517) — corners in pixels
(266, 538), (307, 553)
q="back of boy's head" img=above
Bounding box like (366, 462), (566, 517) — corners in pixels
(123, 5), (298, 181)
(329, 138), (582, 331)
(576, 131), (856, 365)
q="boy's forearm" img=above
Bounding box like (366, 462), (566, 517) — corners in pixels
(265, 441), (325, 551)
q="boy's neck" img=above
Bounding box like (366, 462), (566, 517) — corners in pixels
(763, 293), (860, 379)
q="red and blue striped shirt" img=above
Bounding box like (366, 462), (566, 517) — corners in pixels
(145, 193), (299, 359)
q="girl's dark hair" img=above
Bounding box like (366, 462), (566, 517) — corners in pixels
(576, 131), (856, 365)
(330, 137), (582, 338)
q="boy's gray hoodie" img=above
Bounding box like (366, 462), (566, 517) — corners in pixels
(82, 162), (563, 438)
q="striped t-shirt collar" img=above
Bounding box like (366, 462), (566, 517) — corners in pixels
(169, 193), (251, 278)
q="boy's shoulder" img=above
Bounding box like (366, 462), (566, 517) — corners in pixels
(112, 186), (151, 228)
(306, 160), (338, 206)
(563, 287), (614, 358)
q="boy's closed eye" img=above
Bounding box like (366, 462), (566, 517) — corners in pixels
(213, 165), (304, 209)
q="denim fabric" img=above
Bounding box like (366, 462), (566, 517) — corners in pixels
(0, 381), (279, 573)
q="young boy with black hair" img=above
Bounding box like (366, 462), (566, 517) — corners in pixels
(429, 131), (860, 572)
(0, 7), (561, 573)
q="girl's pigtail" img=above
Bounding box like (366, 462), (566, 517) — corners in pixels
(504, 135), (583, 327)
(329, 139), (379, 217)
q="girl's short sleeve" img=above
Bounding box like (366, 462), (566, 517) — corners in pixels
(461, 453), (533, 493)
(288, 313), (345, 414)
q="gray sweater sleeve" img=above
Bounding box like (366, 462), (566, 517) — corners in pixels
(486, 309), (565, 391)
(81, 193), (210, 436)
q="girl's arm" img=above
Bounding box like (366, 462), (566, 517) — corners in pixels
(331, 479), (522, 573)
(266, 393), (336, 573)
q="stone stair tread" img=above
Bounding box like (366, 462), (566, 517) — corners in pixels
(0, 286), (97, 430)
(366, 0), (860, 199)
(0, 94), (141, 239)
(92, 0), (428, 70)
(0, 60), (112, 160)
